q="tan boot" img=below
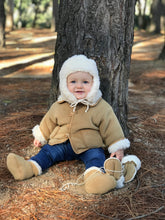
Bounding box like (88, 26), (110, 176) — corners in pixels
(123, 161), (136, 183)
(122, 155), (141, 183)
(7, 153), (40, 180)
(84, 167), (116, 194)
(104, 157), (124, 188)
(104, 157), (122, 180)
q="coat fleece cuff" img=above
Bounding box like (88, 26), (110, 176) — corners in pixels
(108, 139), (130, 154)
(32, 125), (47, 146)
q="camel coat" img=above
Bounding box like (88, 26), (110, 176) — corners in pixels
(33, 98), (129, 154)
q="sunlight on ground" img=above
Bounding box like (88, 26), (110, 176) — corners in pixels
(31, 35), (57, 43)
(142, 69), (165, 79)
(0, 29), (56, 78)
(7, 35), (57, 45)
(132, 34), (164, 61)
(0, 52), (54, 69)
(0, 29), (164, 79)
(4, 59), (54, 78)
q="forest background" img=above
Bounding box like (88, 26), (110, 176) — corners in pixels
(0, 0), (165, 47)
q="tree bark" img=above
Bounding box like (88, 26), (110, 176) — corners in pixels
(0, 0), (6, 48)
(50, 0), (136, 136)
(51, 0), (59, 32)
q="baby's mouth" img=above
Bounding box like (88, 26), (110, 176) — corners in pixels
(75, 91), (84, 94)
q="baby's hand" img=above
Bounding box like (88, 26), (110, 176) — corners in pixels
(33, 138), (42, 147)
(110, 149), (124, 161)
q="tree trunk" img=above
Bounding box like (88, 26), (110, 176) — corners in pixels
(136, 0), (148, 29)
(5, 0), (14, 31)
(0, 0), (6, 48)
(32, 2), (40, 27)
(50, 0), (136, 136)
(17, 0), (23, 29)
(158, 45), (165, 59)
(151, 0), (161, 33)
(51, 0), (59, 32)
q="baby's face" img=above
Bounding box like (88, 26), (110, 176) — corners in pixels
(67, 71), (93, 100)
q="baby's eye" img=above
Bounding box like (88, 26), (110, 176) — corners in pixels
(83, 81), (89, 84)
(70, 80), (76, 83)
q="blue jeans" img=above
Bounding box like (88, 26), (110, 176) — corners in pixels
(31, 140), (105, 171)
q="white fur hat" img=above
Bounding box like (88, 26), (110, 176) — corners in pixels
(58, 55), (102, 105)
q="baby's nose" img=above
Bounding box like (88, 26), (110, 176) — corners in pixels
(77, 82), (83, 88)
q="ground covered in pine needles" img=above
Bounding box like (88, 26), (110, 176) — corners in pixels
(0, 29), (164, 219)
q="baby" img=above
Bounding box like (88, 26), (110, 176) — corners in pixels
(7, 55), (141, 194)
